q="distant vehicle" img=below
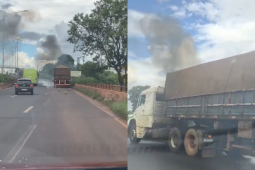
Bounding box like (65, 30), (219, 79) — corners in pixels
(15, 78), (34, 95)
(53, 65), (71, 88)
(23, 68), (38, 86)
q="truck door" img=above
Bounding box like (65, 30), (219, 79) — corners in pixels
(134, 94), (146, 127)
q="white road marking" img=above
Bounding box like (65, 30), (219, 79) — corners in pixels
(3, 125), (36, 163)
(11, 95), (17, 98)
(23, 106), (34, 113)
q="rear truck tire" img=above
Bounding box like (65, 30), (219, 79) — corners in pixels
(184, 128), (200, 156)
(15, 91), (18, 95)
(129, 121), (141, 145)
(31, 91), (33, 95)
(168, 127), (183, 153)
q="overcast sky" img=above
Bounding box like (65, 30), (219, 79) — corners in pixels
(0, 0), (96, 70)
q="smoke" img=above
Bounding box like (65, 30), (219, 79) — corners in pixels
(0, 9), (40, 38)
(138, 15), (199, 72)
(19, 31), (45, 41)
(1, 3), (12, 9)
(35, 35), (62, 60)
(20, 10), (41, 22)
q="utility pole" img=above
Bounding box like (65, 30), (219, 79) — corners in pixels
(2, 15), (5, 73)
(1, 10), (28, 73)
(16, 39), (19, 68)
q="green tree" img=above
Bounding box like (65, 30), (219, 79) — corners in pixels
(67, 0), (127, 86)
(95, 71), (118, 84)
(56, 54), (75, 68)
(42, 63), (55, 76)
(128, 85), (150, 112)
(80, 61), (107, 77)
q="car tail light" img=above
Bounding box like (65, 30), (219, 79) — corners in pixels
(30, 84), (33, 87)
(15, 84), (18, 87)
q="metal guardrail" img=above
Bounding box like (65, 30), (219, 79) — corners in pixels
(77, 83), (127, 93)
(88, 83), (127, 93)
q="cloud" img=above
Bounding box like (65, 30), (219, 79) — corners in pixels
(19, 31), (45, 41)
(7, 0), (95, 34)
(1, 3), (13, 9)
(128, 54), (165, 88)
(17, 51), (36, 68)
(139, 14), (199, 72)
(128, 10), (146, 38)
(0, 0), (95, 65)
(128, 10), (199, 88)
(129, 0), (255, 88)
(183, 0), (255, 61)
(157, 0), (170, 3)
(169, 5), (179, 11)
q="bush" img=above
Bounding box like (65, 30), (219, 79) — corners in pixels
(71, 71), (119, 87)
(75, 87), (127, 120)
(0, 74), (11, 83)
(110, 101), (127, 120)
(71, 76), (99, 87)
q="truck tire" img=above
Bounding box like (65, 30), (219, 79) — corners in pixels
(129, 121), (141, 145)
(184, 128), (200, 156)
(168, 127), (183, 153)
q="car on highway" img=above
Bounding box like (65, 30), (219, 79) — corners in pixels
(15, 78), (34, 95)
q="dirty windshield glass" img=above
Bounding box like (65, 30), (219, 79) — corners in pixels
(0, 0), (127, 169)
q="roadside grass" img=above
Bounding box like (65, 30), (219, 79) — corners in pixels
(75, 86), (127, 120)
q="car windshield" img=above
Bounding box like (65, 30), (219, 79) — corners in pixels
(0, 0), (127, 169)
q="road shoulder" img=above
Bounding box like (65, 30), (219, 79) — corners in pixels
(73, 89), (127, 129)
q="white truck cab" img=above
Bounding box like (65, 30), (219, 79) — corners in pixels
(128, 86), (172, 144)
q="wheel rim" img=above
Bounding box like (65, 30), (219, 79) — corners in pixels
(188, 135), (196, 148)
(130, 125), (136, 140)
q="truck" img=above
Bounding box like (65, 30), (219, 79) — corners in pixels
(23, 68), (38, 86)
(53, 65), (71, 88)
(128, 50), (255, 158)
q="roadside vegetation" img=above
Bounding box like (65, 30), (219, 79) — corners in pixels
(75, 86), (127, 120)
(0, 74), (11, 83)
(39, 72), (52, 80)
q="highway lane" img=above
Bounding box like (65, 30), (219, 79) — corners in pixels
(128, 140), (255, 170)
(0, 79), (127, 167)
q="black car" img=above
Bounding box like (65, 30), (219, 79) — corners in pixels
(15, 78), (34, 95)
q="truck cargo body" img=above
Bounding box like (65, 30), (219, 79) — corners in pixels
(128, 50), (255, 158)
(53, 65), (71, 88)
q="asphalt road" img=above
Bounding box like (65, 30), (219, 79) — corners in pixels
(0, 79), (127, 168)
(128, 140), (255, 170)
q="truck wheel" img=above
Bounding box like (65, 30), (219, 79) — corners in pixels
(129, 121), (141, 145)
(168, 127), (183, 153)
(184, 128), (200, 156)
